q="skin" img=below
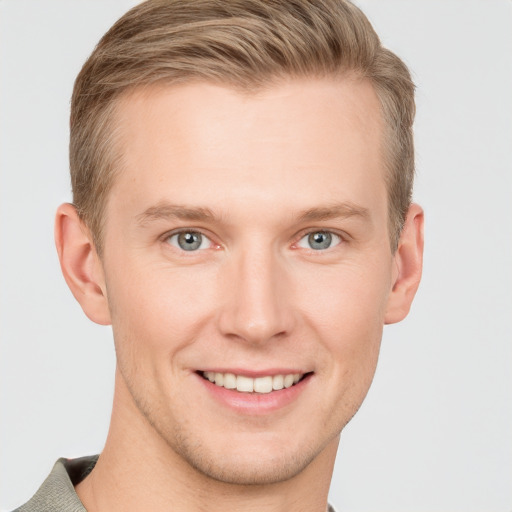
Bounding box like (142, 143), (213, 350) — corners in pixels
(55, 77), (423, 512)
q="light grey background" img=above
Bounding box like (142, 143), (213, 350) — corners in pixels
(1, 1), (511, 511)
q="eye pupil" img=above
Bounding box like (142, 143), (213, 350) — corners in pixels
(178, 232), (202, 251)
(308, 231), (332, 250)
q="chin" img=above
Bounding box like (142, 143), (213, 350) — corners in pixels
(161, 420), (342, 486)
(175, 441), (316, 486)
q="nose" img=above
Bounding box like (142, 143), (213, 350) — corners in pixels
(217, 247), (295, 345)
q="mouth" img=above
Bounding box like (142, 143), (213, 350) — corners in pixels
(198, 371), (310, 394)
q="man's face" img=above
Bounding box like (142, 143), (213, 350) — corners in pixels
(100, 78), (395, 484)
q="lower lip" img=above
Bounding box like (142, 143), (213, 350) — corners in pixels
(197, 373), (312, 415)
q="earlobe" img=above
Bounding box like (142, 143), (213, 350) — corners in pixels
(55, 203), (111, 325)
(384, 203), (424, 325)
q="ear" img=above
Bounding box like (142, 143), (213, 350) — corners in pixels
(55, 203), (111, 325)
(385, 203), (424, 324)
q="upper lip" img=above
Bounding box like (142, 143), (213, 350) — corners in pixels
(196, 369), (309, 378)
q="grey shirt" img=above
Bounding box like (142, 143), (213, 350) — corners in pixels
(13, 456), (97, 512)
(13, 455), (338, 511)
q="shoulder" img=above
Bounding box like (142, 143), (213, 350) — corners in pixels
(12, 456), (98, 512)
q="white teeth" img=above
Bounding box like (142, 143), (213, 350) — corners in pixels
(254, 376), (273, 394)
(283, 374), (295, 388)
(223, 372), (236, 389)
(272, 374), (284, 390)
(202, 371), (304, 393)
(236, 375), (254, 392)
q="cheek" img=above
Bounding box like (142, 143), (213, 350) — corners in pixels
(302, 261), (391, 333)
(105, 262), (219, 371)
(302, 267), (388, 424)
(300, 262), (391, 384)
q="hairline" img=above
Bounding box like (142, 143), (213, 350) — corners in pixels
(86, 72), (399, 257)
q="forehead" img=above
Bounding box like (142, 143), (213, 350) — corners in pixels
(109, 77), (386, 218)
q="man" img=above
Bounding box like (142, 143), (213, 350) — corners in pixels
(15, 1), (423, 511)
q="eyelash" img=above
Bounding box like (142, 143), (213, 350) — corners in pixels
(163, 229), (218, 252)
(161, 228), (347, 253)
(293, 229), (345, 252)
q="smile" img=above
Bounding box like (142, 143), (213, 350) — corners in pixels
(201, 371), (305, 394)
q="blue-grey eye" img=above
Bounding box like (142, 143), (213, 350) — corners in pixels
(167, 231), (211, 251)
(297, 231), (341, 250)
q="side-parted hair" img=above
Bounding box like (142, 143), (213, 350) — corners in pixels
(71, 0), (415, 253)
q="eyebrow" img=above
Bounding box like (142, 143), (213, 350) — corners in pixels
(297, 202), (370, 223)
(136, 200), (370, 227)
(136, 203), (217, 226)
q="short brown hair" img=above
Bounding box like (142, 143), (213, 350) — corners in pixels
(70, 0), (415, 253)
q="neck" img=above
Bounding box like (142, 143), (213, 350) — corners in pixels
(76, 370), (338, 512)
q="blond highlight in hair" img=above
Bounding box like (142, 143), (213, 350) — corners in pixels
(70, 0), (415, 253)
